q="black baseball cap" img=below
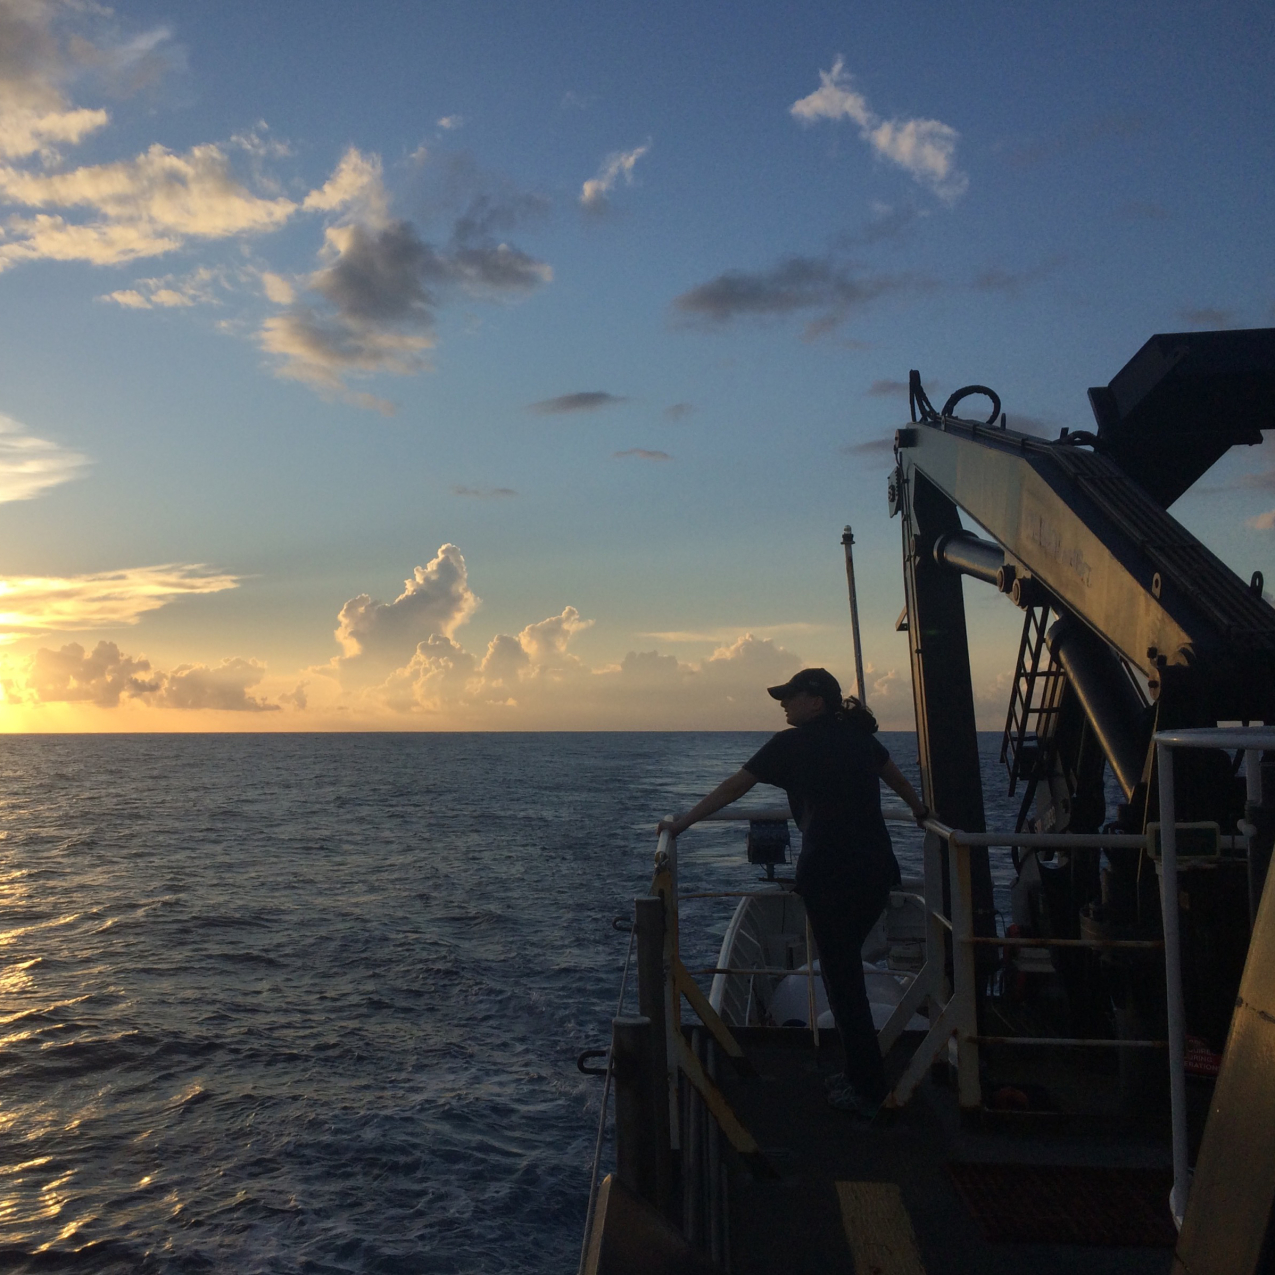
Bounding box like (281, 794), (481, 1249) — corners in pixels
(767, 668), (842, 704)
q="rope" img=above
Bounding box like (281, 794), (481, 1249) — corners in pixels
(576, 924), (637, 1275)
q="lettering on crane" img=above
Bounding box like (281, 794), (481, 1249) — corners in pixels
(1024, 505), (1093, 588)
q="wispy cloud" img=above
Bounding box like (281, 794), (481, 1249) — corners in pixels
(1178, 307), (1238, 329)
(100, 265), (226, 309)
(580, 142), (650, 214)
(0, 143), (296, 271)
(452, 485), (517, 498)
(528, 391), (626, 414)
(791, 57), (967, 202)
(437, 115), (463, 131)
(841, 436), (893, 456)
(866, 378), (913, 398)
(1000, 114), (1141, 169)
(972, 256), (1064, 294)
(614, 448), (670, 461)
(0, 5), (284, 271)
(0, 412), (88, 502)
(674, 254), (920, 334)
(664, 402), (694, 421)
(0, 564), (240, 641)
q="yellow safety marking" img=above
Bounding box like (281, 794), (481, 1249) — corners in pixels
(835, 1181), (927, 1275)
(674, 1033), (761, 1156)
(673, 960), (746, 1060)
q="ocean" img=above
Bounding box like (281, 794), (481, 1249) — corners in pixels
(0, 731), (1020, 1273)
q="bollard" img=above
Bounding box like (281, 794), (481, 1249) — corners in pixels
(634, 895), (672, 1213)
(611, 1015), (660, 1207)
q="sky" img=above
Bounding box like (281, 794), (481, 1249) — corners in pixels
(0, 0), (1271, 731)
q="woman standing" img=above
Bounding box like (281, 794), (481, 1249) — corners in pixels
(658, 668), (927, 1117)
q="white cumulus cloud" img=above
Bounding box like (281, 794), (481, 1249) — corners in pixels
(332, 544), (480, 676)
(791, 57), (967, 203)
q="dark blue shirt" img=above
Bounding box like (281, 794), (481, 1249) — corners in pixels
(743, 712), (900, 893)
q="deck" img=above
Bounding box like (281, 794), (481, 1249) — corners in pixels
(719, 1028), (1175, 1275)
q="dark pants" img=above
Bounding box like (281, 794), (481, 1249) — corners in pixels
(803, 880), (892, 1102)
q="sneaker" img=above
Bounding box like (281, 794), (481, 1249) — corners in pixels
(823, 1070), (848, 1093)
(826, 1077), (880, 1121)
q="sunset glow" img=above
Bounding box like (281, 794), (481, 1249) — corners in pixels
(0, 1), (1270, 731)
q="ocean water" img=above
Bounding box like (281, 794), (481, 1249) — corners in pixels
(0, 731), (1019, 1273)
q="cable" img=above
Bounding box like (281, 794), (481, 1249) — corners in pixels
(908, 369), (940, 423)
(941, 385), (1002, 425)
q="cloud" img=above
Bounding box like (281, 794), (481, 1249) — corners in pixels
(663, 402), (694, 421)
(100, 264), (225, 309)
(839, 202), (923, 247)
(866, 378), (911, 398)
(259, 270), (294, 305)
(20, 641), (276, 711)
(1238, 469), (1275, 492)
(640, 622), (827, 643)
(791, 57), (967, 202)
(28, 639), (155, 706)
(972, 257), (1064, 294)
(0, 563), (239, 641)
(869, 664), (903, 701)
(1246, 510), (1275, 531)
(1179, 307), (1238, 330)
(0, 412), (88, 502)
(841, 436), (893, 457)
(309, 546), (818, 727)
(580, 142), (650, 213)
(149, 657), (277, 711)
(437, 115), (463, 131)
(262, 153), (552, 408)
(332, 544), (479, 677)
(0, 7), (235, 270)
(673, 255), (919, 332)
(375, 614), (803, 728)
(528, 391), (626, 414)
(0, 142), (297, 271)
(614, 448), (670, 461)
(1000, 115), (1142, 169)
(301, 147), (387, 222)
(560, 91), (590, 111)
(279, 681), (307, 710)
(452, 485), (517, 498)
(0, 0), (111, 161)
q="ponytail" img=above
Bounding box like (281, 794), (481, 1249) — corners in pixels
(837, 695), (878, 734)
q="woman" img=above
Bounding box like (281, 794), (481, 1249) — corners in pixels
(658, 667), (927, 1117)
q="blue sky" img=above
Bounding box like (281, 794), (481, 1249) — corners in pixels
(0, 0), (1270, 728)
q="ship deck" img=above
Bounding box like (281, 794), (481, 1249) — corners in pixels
(719, 1027), (1177, 1275)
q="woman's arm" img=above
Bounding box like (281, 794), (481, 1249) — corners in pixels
(879, 759), (928, 824)
(657, 769), (759, 838)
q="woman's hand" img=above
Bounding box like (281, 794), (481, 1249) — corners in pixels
(657, 816), (687, 838)
(913, 803), (930, 827)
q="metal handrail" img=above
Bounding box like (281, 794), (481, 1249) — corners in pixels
(1154, 727), (1275, 1230)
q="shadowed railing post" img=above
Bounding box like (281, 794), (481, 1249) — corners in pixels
(611, 1015), (660, 1208)
(634, 895), (672, 1214)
